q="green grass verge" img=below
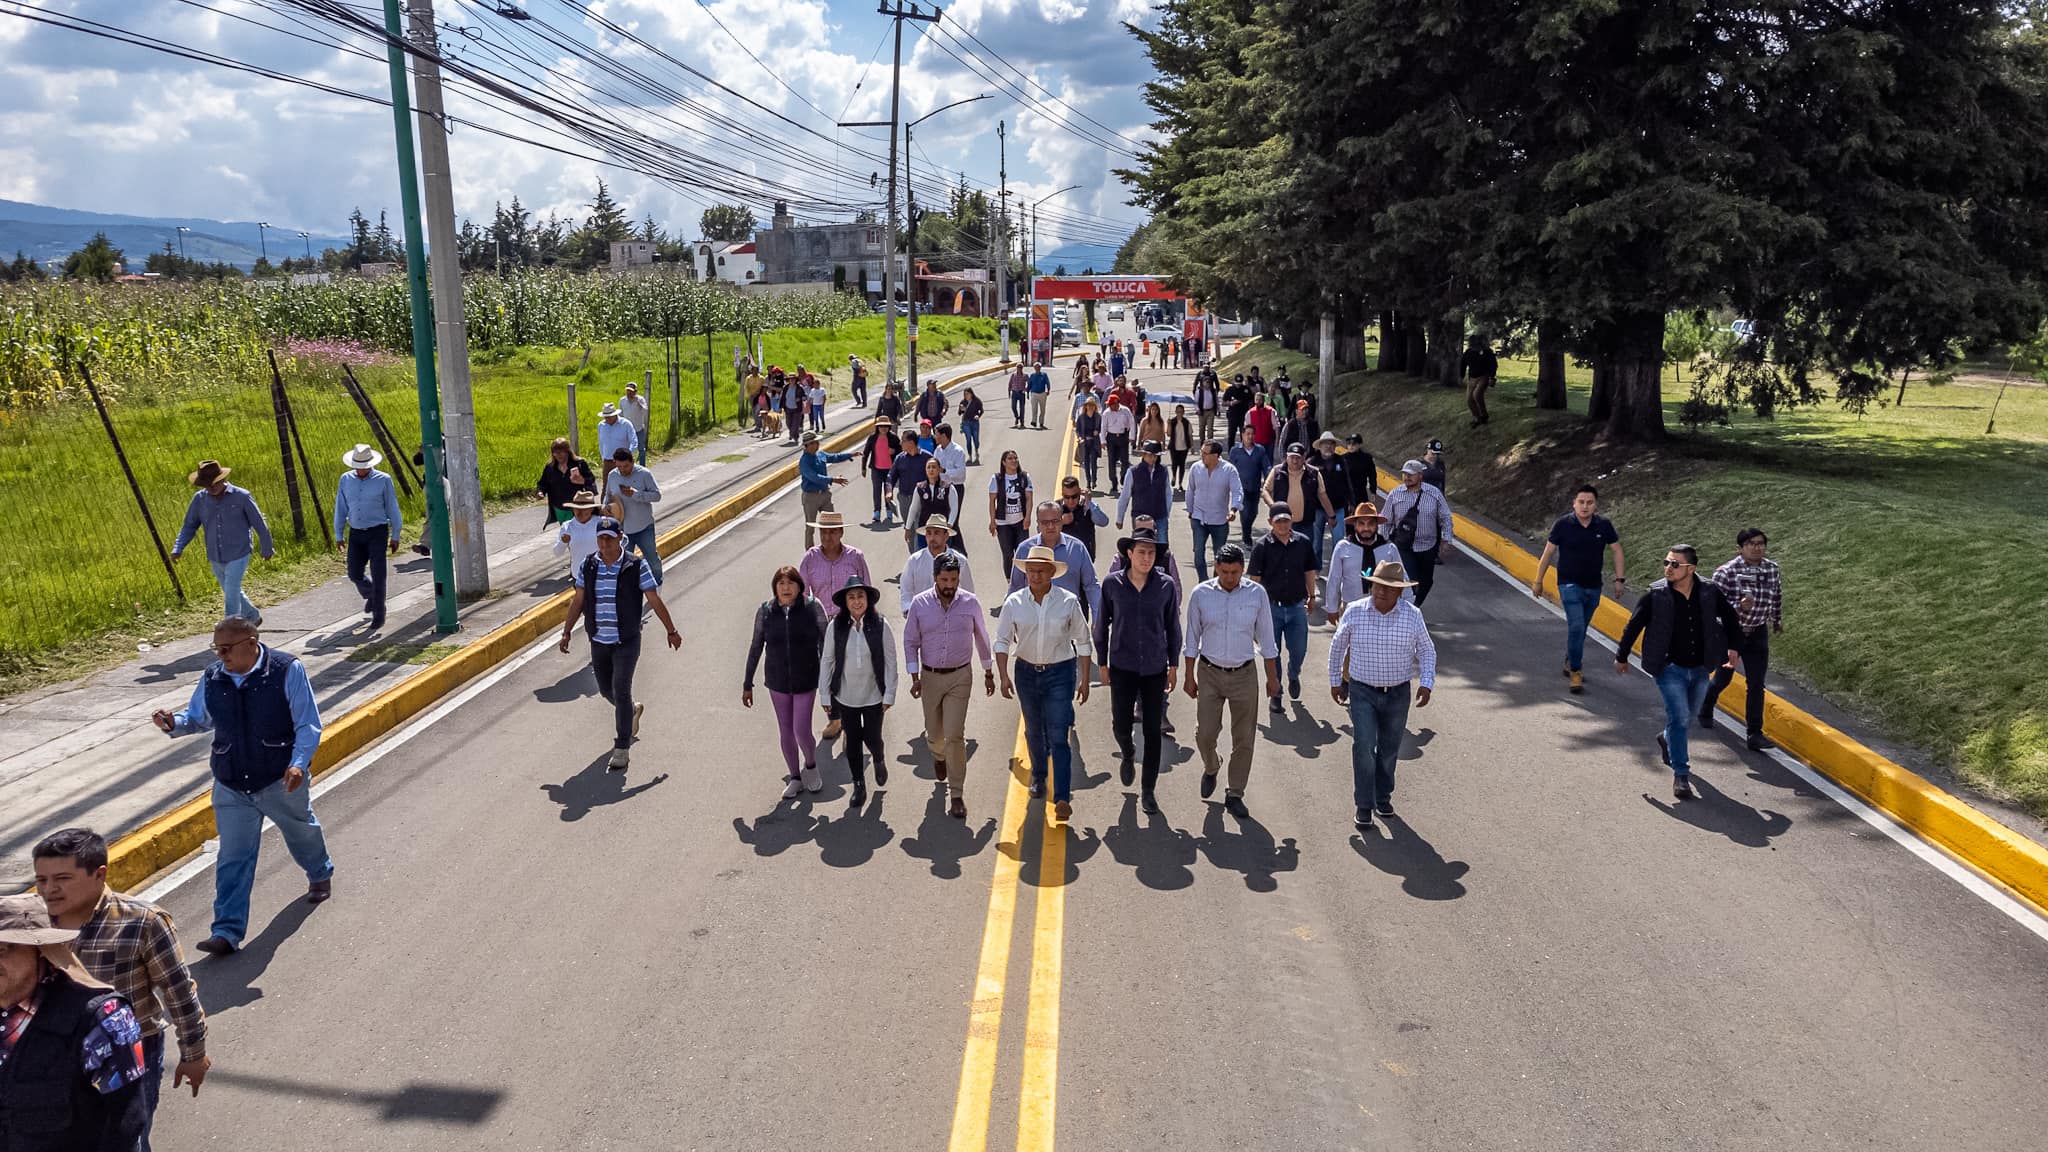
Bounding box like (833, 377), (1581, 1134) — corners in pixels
(1220, 340), (2048, 818)
(0, 315), (1004, 687)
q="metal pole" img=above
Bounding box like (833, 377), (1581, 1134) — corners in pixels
(283, 392), (326, 537)
(997, 119), (1010, 363)
(883, 14), (902, 387)
(80, 363), (183, 601)
(407, 0), (488, 601)
(1318, 311), (1336, 429)
(906, 121), (919, 392)
(266, 350), (307, 540)
(381, 0), (457, 632)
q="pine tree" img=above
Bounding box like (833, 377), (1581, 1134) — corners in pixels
(62, 232), (123, 282)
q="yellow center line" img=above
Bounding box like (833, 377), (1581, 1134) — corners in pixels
(949, 405), (1080, 1152)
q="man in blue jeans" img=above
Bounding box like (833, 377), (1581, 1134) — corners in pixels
(1615, 544), (1745, 799)
(1328, 561), (1435, 831)
(1247, 506), (1318, 713)
(152, 616), (333, 955)
(1531, 483), (1626, 695)
(173, 459), (274, 625)
(995, 546), (1094, 819)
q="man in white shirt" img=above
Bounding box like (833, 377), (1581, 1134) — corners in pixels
(618, 383), (650, 464)
(995, 545), (1094, 817)
(1182, 543), (1281, 816)
(1183, 439), (1243, 582)
(900, 515), (975, 611)
(1328, 561), (1437, 831)
(1322, 503), (1407, 617)
(932, 423), (970, 523)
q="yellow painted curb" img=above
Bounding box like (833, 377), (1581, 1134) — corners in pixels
(102, 355), (1060, 893)
(1379, 466), (2048, 915)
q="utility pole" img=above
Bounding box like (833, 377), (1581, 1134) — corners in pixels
(379, 0), (458, 632)
(996, 119), (1010, 363)
(407, 0), (489, 601)
(899, 91), (987, 392)
(877, 3), (941, 386)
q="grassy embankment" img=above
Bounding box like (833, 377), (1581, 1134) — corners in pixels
(0, 315), (1005, 692)
(1218, 341), (2048, 819)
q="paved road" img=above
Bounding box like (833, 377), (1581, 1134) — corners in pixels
(143, 364), (2048, 1150)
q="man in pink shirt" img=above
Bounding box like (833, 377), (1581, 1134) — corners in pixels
(799, 511), (872, 741)
(903, 555), (996, 819)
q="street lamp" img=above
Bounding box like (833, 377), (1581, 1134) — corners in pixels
(1024, 184), (1080, 361)
(257, 221), (271, 262)
(175, 225), (191, 261)
(296, 231), (312, 262)
(903, 93), (993, 388)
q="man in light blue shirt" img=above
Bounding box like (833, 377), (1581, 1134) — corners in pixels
(798, 430), (853, 550)
(173, 459), (274, 624)
(596, 402), (639, 482)
(1182, 440), (1242, 582)
(333, 444), (402, 630)
(151, 615), (332, 954)
(1008, 501), (1100, 619)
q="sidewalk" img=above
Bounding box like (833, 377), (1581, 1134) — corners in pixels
(0, 354), (1025, 889)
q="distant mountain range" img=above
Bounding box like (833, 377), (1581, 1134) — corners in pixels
(0, 199), (352, 271)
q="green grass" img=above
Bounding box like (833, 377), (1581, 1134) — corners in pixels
(343, 641), (463, 665)
(1220, 340), (2048, 819)
(0, 315), (1005, 686)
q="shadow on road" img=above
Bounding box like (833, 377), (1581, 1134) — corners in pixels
(899, 783), (997, 878)
(1350, 818), (1470, 901)
(1103, 792), (1197, 891)
(532, 665), (597, 703)
(732, 798), (821, 857)
(1262, 704), (1342, 760)
(815, 790), (895, 867)
(1008, 800), (1101, 889)
(1643, 776), (1793, 847)
(193, 898), (317, 1016)
(538, 754), (668, 821)
(207, 1069), (504, 1124)
(1195, 801), (1300, 893)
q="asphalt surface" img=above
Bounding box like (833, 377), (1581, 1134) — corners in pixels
(142, 339), (2048, 1151)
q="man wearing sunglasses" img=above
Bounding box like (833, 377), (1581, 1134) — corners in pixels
(1615, 545), (1745, 799)
(151, 617), (333, 955)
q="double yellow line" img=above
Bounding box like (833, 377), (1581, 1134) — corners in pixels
(947, 415), (1078, 1152)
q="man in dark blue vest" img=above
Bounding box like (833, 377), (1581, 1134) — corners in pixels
(1114, 439), (1173, 531)
(557, 518), (684, 772)
(152, 616), (332, 955)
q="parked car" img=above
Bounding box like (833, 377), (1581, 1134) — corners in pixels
(1052, 324), (1084, 347)
(1106, 303), (1126, 321)
(1141, 323), (1180, 343)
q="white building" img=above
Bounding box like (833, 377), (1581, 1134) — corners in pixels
(609, 240), (656, 268)
(696, 241), (758, 285)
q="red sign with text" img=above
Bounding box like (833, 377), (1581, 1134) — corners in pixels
(1030, 276), (1181, 302)
(1028, 305), (1053, 364)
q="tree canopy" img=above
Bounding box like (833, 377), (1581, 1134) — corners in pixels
(700, 203), (757, 242)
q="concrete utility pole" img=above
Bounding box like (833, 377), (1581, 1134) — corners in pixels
(996, 119), (1010, 363)
(1318, 311), (1336, 430)
(408, 0), (489, 601)
(868, 2), (941, 387)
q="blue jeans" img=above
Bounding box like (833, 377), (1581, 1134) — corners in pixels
(962, 419), (981, 457)
(139, 1031), (165, 1151)
(1654, 664), (1716, 775)
(211, 776), (333, 946)
(1271, 601), (1309, 682)
(1558, 583), (1602, 671)
(1009, 391), (1026, 423)
(1345, 680), (1410, 810)
(1190, 518), (1230, 582)
(1306, 509), (1330, 568)
(210, 552), (258, 621)
(1013, 659), (1077, 801)
(626, 525), (663, 584)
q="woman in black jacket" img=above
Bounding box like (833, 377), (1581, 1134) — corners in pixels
(742, 565), (829, 796)
(959, 388), (986, 465)
(536, 437), (596, 528)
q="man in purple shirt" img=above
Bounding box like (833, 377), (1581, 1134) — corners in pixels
(904, 555), (996, 819)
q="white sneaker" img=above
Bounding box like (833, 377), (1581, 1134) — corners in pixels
(782, 775), (803, 799)
(632, 701), (644, 737)
(607, 747), (629, 771)
(800, 764), (823, 792)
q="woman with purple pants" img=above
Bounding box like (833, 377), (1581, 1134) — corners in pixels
(743, 565), (829, 797)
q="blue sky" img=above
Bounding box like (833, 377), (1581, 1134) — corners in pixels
(0, 0), (1156, 263)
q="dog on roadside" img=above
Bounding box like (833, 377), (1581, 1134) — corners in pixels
(759, 410), (785, 439)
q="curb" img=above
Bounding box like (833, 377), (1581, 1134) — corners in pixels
(1387, 466), (2048, 916)
(102, 354), (1067, 893)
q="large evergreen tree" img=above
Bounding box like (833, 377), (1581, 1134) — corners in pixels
(62, 232), (123, 282)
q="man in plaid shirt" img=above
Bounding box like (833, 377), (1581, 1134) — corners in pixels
(33, 828), (209, 1147)
(1328, 561), (1437, 832)
(1702, 528), (1784, 751)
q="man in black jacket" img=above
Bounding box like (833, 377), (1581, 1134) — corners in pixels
(0, 894), (148, 1152)
(1615, 544), (1745, 799)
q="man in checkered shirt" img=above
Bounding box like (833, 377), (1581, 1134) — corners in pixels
(1702, 527), (1784, 751)
(1328, 561), (1437, 832)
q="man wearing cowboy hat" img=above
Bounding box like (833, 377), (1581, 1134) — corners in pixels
(801, 510), (872, 744)
(0, 894), (148, 1150)
(173, 459), (274, 626)
(554, 490), (606, 577)
(558, 517), (684, 771)
(1322, 503), (1408, 618)
(1328, 561), (1436, 831)
(900, 514), (975, 612)
(995, 545), (1093, 818)
(333, 443), (402, 630)
(1115, 439), (1173, 531)
(596, 401), (639, 483)
(798, 431), (855, 551)
(1095, 526), (1181, 814)
(903, 553), (996, 819)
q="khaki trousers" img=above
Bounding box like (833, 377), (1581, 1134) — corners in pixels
(800, 488), (835, 549)
(1195, 660), (1260, 794)
(919, 664), (973, 798)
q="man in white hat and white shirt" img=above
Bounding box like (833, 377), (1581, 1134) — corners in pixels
(554, 490), (605, 578)
(1328, 561), (1436, 831)
(618, 383), (650, 464)
(333, 443), (402, 630)
(596, 401), (639, 485)
(995, 545), (1093, 818)
(900, 514), (976, 611)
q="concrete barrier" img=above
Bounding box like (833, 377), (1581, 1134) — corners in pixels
(101, 356), (1058, 892)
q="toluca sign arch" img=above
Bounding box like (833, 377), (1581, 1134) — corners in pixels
(1029, 275), (1181, 302)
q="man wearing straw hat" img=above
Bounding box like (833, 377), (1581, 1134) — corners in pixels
(595, 400), (639, 483)
(995, 545), (1094, 819)
(1328, 561), (1436, 831)
(0, 893), (148, 1150)
(173, 459), (274, 626)
(1322, 502), (1407, 617)
(798, 430), (854, 550)
(333, 443), (402, 631)
(558, 517), (684, 772)
(899, 514), (975, 610)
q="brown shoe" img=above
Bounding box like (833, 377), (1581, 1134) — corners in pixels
(1569, 670), (1584, 695)
(949, 797), (966, 819)
(306, 878), (333, 904)
(933, 759), (948, 781)
(821, 719), (842, 741)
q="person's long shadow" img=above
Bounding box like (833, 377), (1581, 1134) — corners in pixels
(1398, 728), (1437, 761)
(1102, 792), (1197, 891)
(137, 648), (215, 685)
(732, 797), (822, 858)
(1064, 745), (1113, 794)
(899, 784), (997, 878)
(1262, 704), (1342, 759)
(538, 754), (669, 821)
(1008, 802), (1102, 889)
(814, 790), (895, 867)
(532, 665), (597, 703)
(1644, 776), (1794, 847)
(1195, 802), (1300, 893)
(1350, 818), (1470, 901)
(192, 897), (318, 1016)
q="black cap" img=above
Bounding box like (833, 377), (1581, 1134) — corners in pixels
(1286, 443), (1306, 457)
(1427, 438), (1445, 453)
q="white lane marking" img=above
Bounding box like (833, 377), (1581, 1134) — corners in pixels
(136, 471), (806, 905)
(1451, 538), (2048, 942)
